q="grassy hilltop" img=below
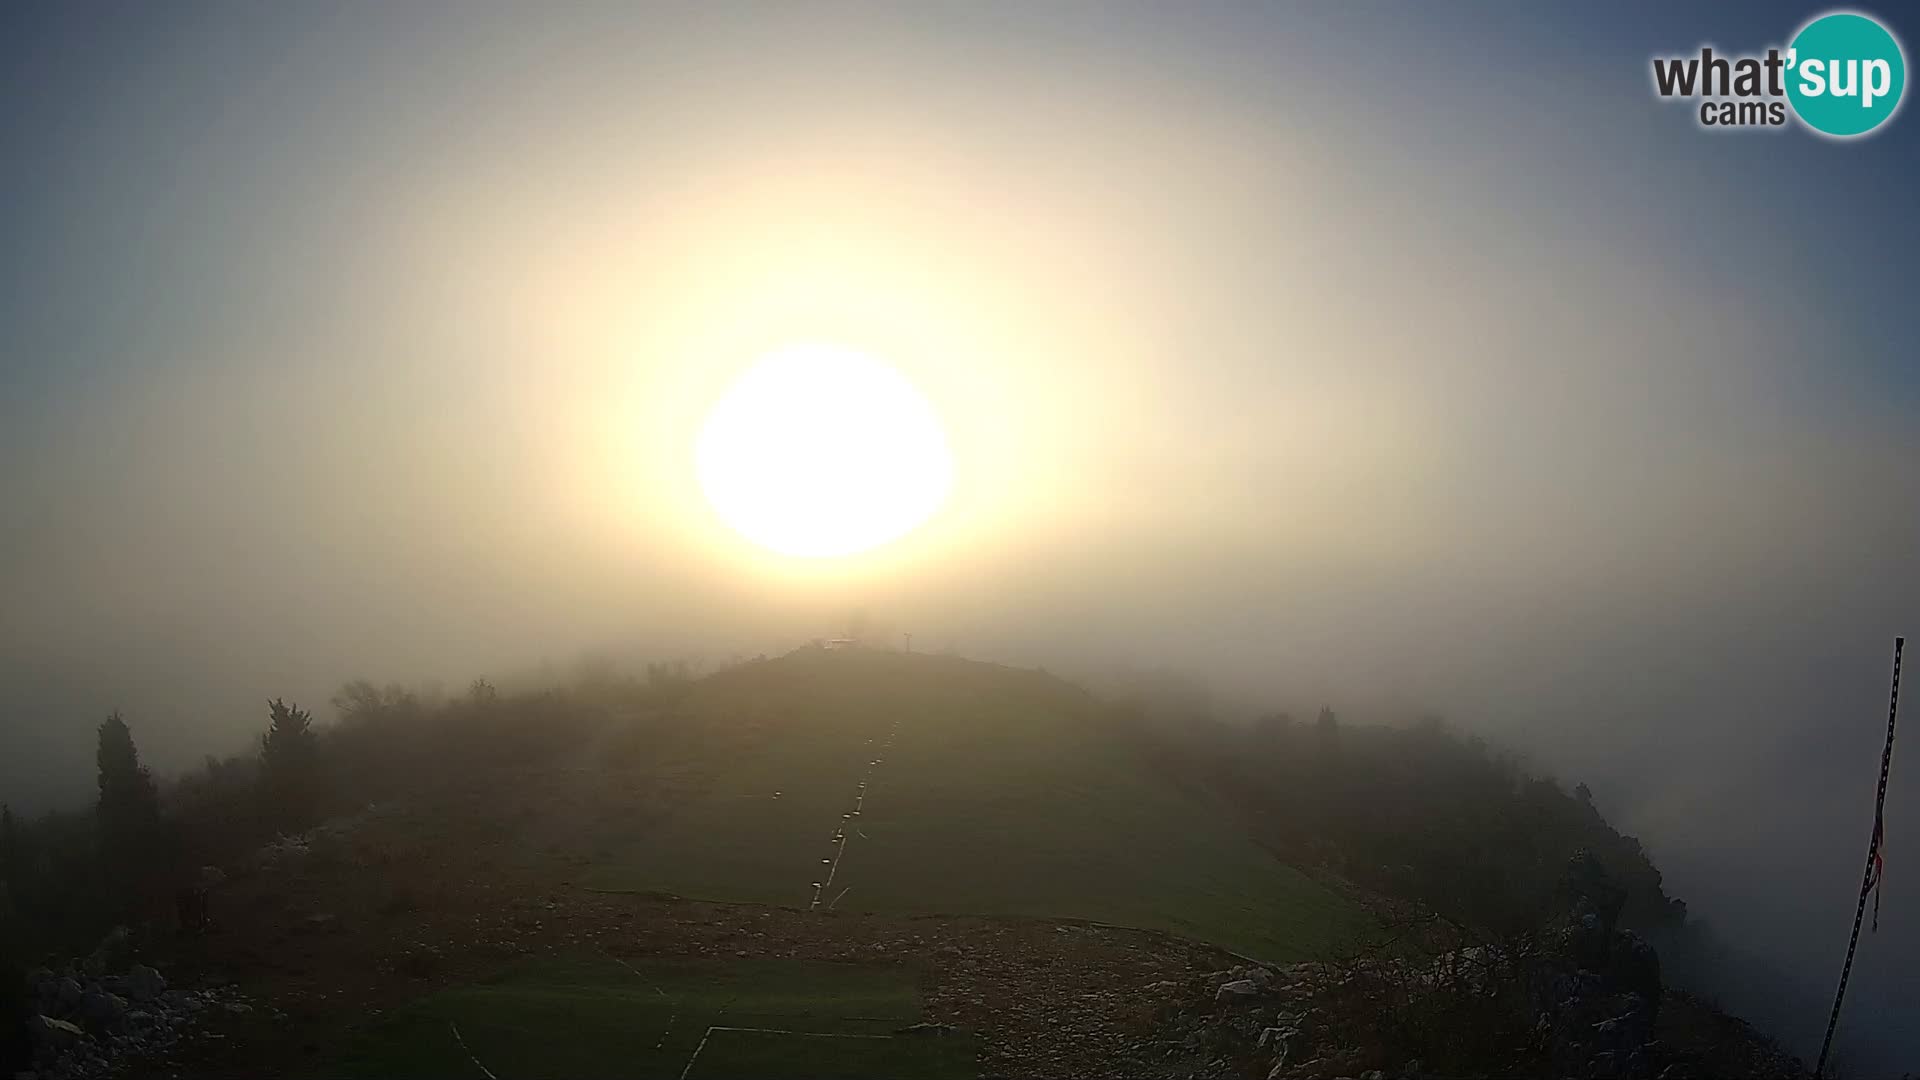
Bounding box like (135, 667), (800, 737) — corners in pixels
(576, 648), (1369, 961)
(309, 649), (1370, 1077)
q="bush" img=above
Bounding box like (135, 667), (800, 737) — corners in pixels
(1113, 704), (1688, 934)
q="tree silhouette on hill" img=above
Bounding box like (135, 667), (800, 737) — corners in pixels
(260, 699), (319, 830)
(95, 711), (162, 912)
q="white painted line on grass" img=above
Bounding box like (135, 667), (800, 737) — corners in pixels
(681, 1021), (901, 1075)
(709, 1025), (895, 1038)
(603, 951), (677, 1051)
(676, 1026), (716, 1080)
(449, 1020), (499, 1080)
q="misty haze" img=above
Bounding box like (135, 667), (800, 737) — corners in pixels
(2, 4), (1916, 1079)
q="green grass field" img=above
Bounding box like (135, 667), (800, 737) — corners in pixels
(581, 650), (1370, 961)
(327, 953), (976, 1080)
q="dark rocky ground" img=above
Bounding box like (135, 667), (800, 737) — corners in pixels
(1152, 960), (1809, 1080)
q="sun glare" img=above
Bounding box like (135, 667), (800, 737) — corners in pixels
(696, 344), (953, 558)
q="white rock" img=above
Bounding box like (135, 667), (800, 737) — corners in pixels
(30, 1015), (85, 1046)
(1215, 979), (1260, 1001)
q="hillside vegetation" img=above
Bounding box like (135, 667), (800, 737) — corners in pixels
(1, 645), (1751, 1078)
(1110, 698), (1688, 936)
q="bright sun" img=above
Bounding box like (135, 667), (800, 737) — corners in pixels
(696, 344), (954, 558)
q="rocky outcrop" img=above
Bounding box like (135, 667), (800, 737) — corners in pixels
(16, 930), (252, 1080)
(124, 964), (165, 1004)
(1165, 854), (1807, 1080)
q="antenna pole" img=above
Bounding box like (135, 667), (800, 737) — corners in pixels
(1815, 636), (1903, 1077)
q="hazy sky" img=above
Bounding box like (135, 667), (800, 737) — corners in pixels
(3, 2), (1917, 1068)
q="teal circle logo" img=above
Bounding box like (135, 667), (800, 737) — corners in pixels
(1787, 12), (1907, 137)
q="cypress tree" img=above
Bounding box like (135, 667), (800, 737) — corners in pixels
(261, 699), (320, 829)
(95, 711), (161, 910)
